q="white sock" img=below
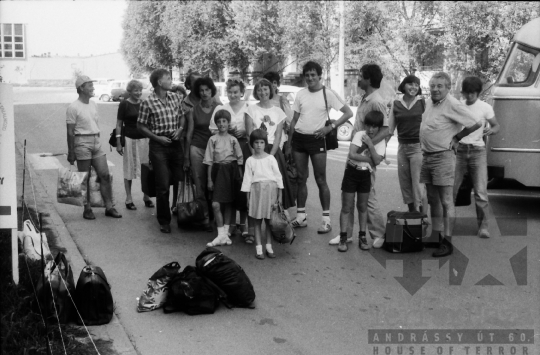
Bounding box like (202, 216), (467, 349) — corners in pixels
(296, 212), (306, 222)
(256, 245), (263, 255)
(224, 224), (230, 235)
(322, 210), (331, 223)
(217, 226), (225, 237)
(266, 244), (274, 254)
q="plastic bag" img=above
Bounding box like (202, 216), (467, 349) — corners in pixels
(138, 262), (181, 312)
(85, 167), (114, 208)
(22, 220), (53, 261)
(57, 166), (88, 206)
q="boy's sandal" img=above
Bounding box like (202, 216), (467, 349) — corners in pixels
(291, 217), (307, 228)
(243, 233), (254, 244)
(207, 235), (226, 247)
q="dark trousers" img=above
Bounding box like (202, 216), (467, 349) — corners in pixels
(149, 140), (184, 226)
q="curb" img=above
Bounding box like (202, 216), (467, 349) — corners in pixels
(15, 141), (139, 355)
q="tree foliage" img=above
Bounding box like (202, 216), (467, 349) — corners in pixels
(120, 0), (539, 84)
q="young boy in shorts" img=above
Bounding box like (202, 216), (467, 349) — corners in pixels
(338, 111), (385, 252)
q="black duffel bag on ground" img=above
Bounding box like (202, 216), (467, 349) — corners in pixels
(196, 247), (256, 308)
(163, 266), (228, 315)
(384, 211), (428, 253)
(74, 265), (114, 325)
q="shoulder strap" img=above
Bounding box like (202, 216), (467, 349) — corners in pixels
(322, 86), (330, 123)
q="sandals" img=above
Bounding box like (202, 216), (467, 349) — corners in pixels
(291, 217), (307, 228)
(144, 200), (155, 208)
(206, 235), (232, 247)
(125, 202), (137, 210)
(243, 232), (254, 244)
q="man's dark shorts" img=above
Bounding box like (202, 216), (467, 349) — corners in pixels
(341, 164), (371, 193)
(291, 131), (326, 155)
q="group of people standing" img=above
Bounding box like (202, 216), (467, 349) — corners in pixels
(66, 59), (499, 259)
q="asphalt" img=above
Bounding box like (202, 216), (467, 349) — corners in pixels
(11, 87), (540, 355)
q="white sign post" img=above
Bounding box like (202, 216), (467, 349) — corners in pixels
(0, 83), (19, 285)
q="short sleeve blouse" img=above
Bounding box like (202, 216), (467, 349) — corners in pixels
(245, 105), (286, 145)
(209, 103), (249, 134)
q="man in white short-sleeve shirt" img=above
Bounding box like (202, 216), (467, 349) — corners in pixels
(454, 76), (500, 239)
(286, 61), (353, 234)
(66, 75), (121, 220)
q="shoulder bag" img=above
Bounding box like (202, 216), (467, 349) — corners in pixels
(322, 86), (339, 150)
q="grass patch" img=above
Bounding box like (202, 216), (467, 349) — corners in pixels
(0, 205), (115, 355)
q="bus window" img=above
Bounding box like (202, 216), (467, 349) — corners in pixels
(498, 43), (540, 86)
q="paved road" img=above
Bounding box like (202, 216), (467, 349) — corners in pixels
(13, 88), (539, 355)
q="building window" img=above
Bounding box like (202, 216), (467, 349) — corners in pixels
(0, 23), (25, 59)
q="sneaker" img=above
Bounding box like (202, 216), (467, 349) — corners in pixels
(372, 236), (385, 249)
(317, 220), (332, 234)
(432, 238), (453, 257)
(291, 216), (307, 228)
(359, 234), (370, 250)
(478, 229), (490, 238)
(329, 234), (353, 245)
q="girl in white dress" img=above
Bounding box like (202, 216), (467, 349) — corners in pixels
(241, 129), (283, 260)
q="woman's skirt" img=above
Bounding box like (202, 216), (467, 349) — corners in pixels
(210, 161), (241, 203)
(123, 137), (149, 180)
(248, 181), (278, 220)
(265, 144), (296, 209)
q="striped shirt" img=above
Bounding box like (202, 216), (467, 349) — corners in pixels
(138, 92), (183, 136)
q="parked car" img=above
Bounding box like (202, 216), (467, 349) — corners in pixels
(93, 78), (115, 100)
(99, 80), (153, 102)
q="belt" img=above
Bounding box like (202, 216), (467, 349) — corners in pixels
(423, 149), (449, 155)
(459, 143), (483, 148)
(347, 162), (369, 171)
(75, 133), (100, 137)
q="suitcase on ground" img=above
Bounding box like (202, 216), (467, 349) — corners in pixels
(74, 265), (114, 326)
(384, 211), (427, 253)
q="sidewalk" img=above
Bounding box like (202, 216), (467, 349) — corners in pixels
(15, 141), (139, 355)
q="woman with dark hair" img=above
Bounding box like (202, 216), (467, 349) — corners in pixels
(263, 71), (293, 152)
(388, 75), (427, 212)
(183, 77), (220, 231)
(245, 79), (295, 211)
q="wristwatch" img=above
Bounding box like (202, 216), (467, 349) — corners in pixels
(331, 123), (336, 129)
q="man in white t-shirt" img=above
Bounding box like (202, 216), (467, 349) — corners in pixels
(286, 61), (353, 234)
(66, 75), (121, 220)
(454, 76), (500, 238)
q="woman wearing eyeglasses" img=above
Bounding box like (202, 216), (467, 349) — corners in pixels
(245, 79), (296, 211)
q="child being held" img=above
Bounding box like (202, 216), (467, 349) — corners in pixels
(337, 110), (386, 252)
(241, 129), (284, 259)
(204, 110), (244, 247)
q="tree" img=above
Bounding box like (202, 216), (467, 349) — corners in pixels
(121, 1), (175, 75)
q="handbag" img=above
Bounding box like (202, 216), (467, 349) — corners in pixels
(57, 166), (88, 206)
(322, 86), (339, 151)
(138, 262), (181, 312)
(34, 252), (76, 324)
(270, 202), (296, 244)
(455, 172), (473, 207)
(384, 211), (427, 253)
(109, 128), (125, 148)
(177, 173), (205, 225)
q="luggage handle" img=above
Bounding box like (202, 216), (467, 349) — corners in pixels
(82, 266), (111, 288)
(402, 221), (422, 242)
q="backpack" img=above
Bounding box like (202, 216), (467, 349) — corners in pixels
(196, 247), (256, 308)
(74, 265), (114, 325)
(163, 266), (228, 315)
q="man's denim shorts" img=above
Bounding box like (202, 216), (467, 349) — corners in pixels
(420, 150), (455, 186)
(74, 134), (105, 161)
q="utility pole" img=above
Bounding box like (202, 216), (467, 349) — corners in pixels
(337, 0), (345, 99)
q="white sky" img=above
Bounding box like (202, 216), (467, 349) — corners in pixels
(0, 0), (127, 57)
